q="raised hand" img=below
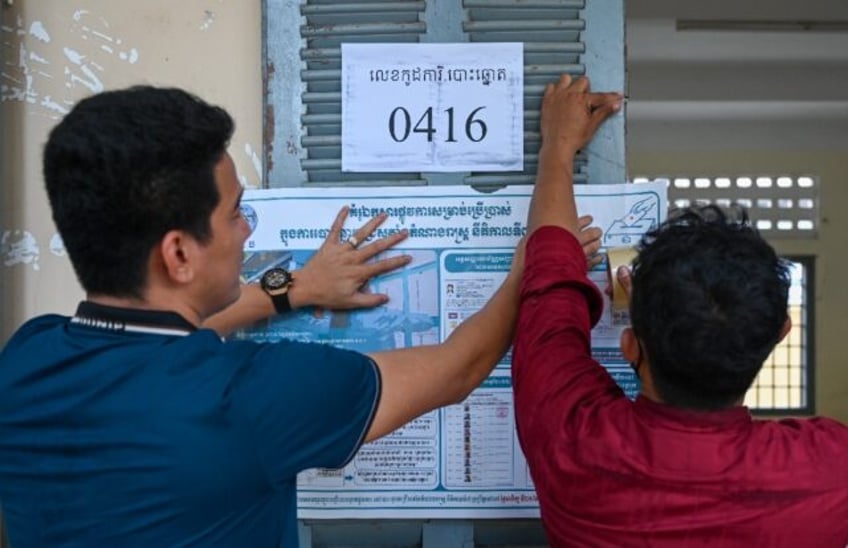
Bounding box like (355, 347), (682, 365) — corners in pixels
(540, 74), (623, 157)
(577, 214), (603, 269)
(289, 206), (411, 310)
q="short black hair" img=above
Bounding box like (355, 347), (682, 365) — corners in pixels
(43, 86), (235, 298)
(630, 205), (791, 410)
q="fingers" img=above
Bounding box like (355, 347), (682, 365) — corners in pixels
(358, 228), (409, 258)
(587, 96), (623, 135)
(551, 74), (589, 94)
(540, 73), (621, 155)
(579, 103), (620, 148)
(582, 237), (602, 259)
(577, 225), (602, 249)
(616, 265), (632, 298)
(549, 74), (622, 108)
(570, 75), (589, 93)
(339, 212), (409, 256)
(581, 235), (602, 268)
(587, 254), (604, 269)
(326, 206), (349, 243)
(587, 92), (622, 110)
(345, 292), (391, 310)
(362, 254), (413, 280)
(577, 216), (603, 266)
(350, 212), (389, 246)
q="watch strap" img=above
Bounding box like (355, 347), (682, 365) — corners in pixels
(265, 286), (292, 315)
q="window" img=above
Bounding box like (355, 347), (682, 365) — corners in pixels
(744, 257), (814, 414)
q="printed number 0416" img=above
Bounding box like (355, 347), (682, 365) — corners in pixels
(388, 106), (487, 143)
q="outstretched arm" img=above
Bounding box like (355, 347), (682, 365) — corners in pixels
(360, 76), (616, 443)
(513, 75), (623, 448)
(362, 239), (524, 443)
(203, 206), (410, 336)
(363, 220), (603, 443)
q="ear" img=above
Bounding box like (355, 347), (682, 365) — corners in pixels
(620, 326), (640, 363)
(778, 315), (793, 343)
(159, 230), (197, 285)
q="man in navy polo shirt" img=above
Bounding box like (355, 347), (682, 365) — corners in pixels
(0, 85), (602, 546)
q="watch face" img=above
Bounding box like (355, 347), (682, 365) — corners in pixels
(262, 268), (292, 290)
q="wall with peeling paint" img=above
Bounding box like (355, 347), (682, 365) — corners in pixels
(0, 0), (262, 341)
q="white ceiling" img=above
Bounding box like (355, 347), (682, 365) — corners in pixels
(625, 0), (848, 151)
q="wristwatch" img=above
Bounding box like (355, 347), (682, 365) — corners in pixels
(260, 267), (294, 314)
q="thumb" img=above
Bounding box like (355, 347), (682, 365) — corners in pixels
(616, 265), (632, 298)
(587, 98), (622, 136)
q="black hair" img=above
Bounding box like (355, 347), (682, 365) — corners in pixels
(43, 86), (234, 298)
(630, 205), (791, 410)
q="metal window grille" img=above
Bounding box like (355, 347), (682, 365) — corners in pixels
(745, 256), (814, 414)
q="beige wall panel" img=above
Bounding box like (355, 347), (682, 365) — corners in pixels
(1, 1), (262, 340)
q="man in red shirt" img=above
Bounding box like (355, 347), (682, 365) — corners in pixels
(513, 74), (848, 546)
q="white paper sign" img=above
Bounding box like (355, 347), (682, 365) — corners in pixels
(341, 43), (524, 173)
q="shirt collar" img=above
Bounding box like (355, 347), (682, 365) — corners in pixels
(72, 301), (197, 337)
(634, 395), (753, 431)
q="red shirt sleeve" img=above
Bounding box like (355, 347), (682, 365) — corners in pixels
(512, 226), (624, 451)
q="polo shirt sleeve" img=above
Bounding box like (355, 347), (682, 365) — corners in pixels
(226, 340), (379, 485)
(512, 226), (621, 445)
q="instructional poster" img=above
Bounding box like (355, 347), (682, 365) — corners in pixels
(235, 183), (666, 518)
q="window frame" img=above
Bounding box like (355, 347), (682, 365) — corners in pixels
(750, 254), (815, 417)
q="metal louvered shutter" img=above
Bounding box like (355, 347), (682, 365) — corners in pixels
(263, 0), (624, 189)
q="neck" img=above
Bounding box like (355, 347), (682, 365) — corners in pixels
(638, 362), (745, 408)
(87, 293), (202, 327)
(636, 360), (663, 403)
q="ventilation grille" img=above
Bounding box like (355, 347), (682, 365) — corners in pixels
(300, 1), (428, 185)
(463, 0), (587, 186)
(293, 0), (589, 187)
(634, 175), (820, 239)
